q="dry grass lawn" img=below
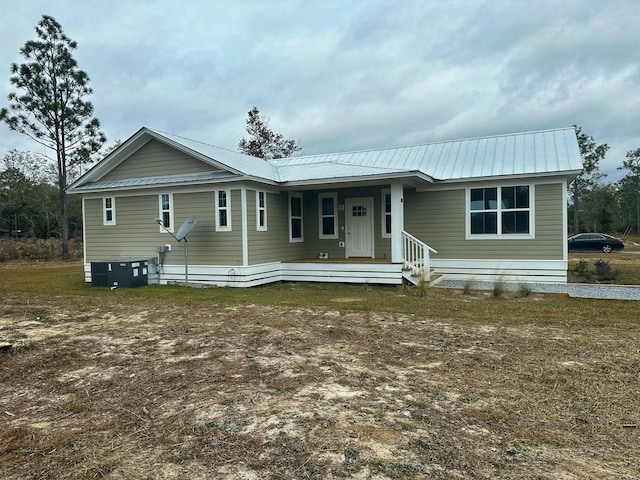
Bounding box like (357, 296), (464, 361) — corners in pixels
(1, 261), (639, 479)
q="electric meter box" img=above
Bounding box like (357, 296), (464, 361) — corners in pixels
(91, 259), (149, 288)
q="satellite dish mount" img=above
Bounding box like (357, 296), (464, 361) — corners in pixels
(155, 215), (197, 286)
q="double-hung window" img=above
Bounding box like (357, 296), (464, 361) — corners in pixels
(256, 191), (267, 231)
(103, 197), (115, 226)
(469, 185), (532, 237)
(159, 193), (173, 232)
(381, 189), (391, 238)
(215, 189), (231, 232)
(318, 193), (338, 239)
(289, 192), (303, 242)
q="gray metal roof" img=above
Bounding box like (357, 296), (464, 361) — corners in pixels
(69, 126), (582, 193)
(146, 128), (280, 181)
(71, 170), (239, 192)
(270, 127), (582, 182)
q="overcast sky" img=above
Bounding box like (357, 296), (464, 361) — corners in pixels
(1, 0), (639, 182)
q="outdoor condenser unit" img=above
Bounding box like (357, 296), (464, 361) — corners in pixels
(90, 260), (149, 288)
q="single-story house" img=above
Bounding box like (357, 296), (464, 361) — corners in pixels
(67, 126), (583, 287)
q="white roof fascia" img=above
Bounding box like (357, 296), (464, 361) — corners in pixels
(418, 169), (584, 191)
(69, 175), (255, 195)
(280, 171), (434, 187)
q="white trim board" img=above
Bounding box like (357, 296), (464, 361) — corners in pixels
(431, 258), (568, 283)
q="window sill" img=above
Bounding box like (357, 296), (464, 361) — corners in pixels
(466, 233), (535, 240)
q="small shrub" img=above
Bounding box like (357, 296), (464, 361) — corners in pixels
(492, 279), (506, 298)
(574, 259), (590, 276)
(416, 274), (429, 297)
(570, 259), (593, 283)
(462, 280), (475, 295)
(515, 284), (532, 298)
(593, 259), (617, 282)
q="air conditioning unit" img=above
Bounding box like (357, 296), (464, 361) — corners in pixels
(91, 260), (149, 288)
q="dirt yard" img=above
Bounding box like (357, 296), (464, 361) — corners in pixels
(1, 281), (639, 479)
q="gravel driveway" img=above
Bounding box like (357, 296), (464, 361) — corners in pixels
(439, 280), (640, 301)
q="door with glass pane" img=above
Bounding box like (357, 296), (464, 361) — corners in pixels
(345, 197), (374, 257)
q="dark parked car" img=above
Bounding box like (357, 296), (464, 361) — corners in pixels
(568, 233), (624, 253)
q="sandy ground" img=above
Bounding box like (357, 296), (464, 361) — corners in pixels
(1, 296), (639, 479)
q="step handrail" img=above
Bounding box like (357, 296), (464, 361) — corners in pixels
(402, 230), (437, 280)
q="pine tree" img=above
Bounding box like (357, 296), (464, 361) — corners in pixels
(1, 15), (105, 259)
(238, 106), (301, 159)
(571, 127), (609, 233)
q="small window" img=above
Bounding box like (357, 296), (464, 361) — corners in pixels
(319, 193), (338, 239)
(103, 197), (115, 226)
(289, 192), (303, 242)
(469, 185), (532, 237)
(381, 189), (391, 238)
(352, 205), (367, 216)
(159, 193), (174, 232)
(215, 189), (231, 232)
(256, 191), (267, 231)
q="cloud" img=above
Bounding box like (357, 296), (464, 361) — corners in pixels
(1, 0), (639, 182)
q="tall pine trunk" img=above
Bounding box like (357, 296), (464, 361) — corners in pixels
(57, 148), (70, 260)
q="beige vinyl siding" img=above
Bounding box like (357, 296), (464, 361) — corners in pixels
(174, 190), (242, 265)
(84, 189), (242, 265)
(247, 190), (306, 264)
(85, 195), (164, 260)
(404, 182), (564, 260)
(102, 139), (218, 181)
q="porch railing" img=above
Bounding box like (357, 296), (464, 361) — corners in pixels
(402, 230), (437, 280)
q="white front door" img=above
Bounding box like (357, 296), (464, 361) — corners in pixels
(345, 197), (374, 258)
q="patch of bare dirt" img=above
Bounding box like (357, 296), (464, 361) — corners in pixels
(1, 301), (639, 479)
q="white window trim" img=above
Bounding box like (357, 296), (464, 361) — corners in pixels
(381, 189), (391, 238)
(318, 192), (338, 239)
(159, 193), (174, 233)
(215, 189), (232, 232)
(289, 192), (303, 243)
(256, 191), (267, 231)
(103, 197), (116, 226)
(465, 184), (535, 240)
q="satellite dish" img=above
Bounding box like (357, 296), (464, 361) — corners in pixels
(176, 215), (197, 241)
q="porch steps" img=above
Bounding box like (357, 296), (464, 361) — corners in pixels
(402, 268), (443, 287)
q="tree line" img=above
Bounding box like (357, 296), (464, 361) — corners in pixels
(571, 127), (640, 235)
(1, 15), (639, 260)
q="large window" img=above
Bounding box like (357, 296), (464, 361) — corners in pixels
(215, 189), (231, 232)
(159, 193), (173, 232)
(319, 193), (338, 239)
(103, 197), (115, 226)
(469, 185), (532, 237)
(381, 189), (391, 238)
(256, 191), (267, 231)
(289, 192), (303, 242)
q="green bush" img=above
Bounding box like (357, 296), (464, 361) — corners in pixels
(593, 259), (617, 282)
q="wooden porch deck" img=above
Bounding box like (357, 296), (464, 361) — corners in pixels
(281, 258), (403, 285)
(283, 258), (396, 264)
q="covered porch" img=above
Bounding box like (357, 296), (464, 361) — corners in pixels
(281, 180), (437, 286)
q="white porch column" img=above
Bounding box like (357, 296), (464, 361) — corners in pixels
(390, 181), (404, 263)
(241, 187), (248, 266)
